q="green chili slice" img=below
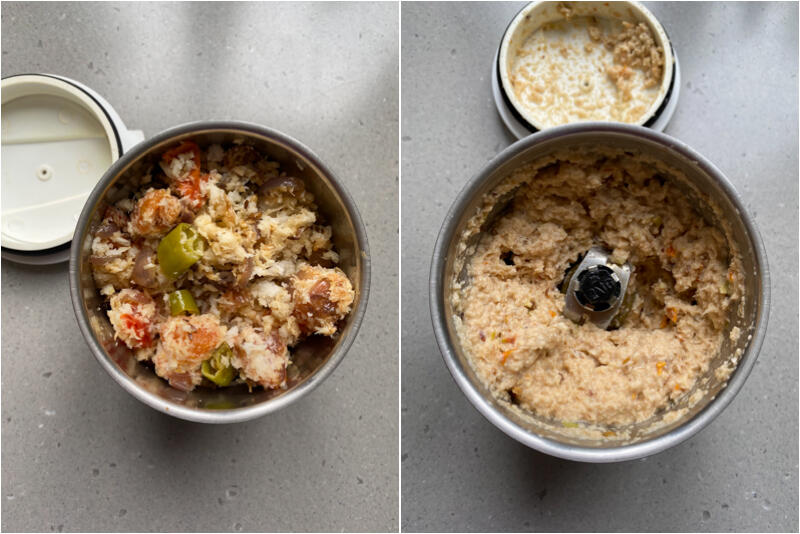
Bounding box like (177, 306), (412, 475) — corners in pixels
(168, 289), (199, 315)
(201, 342), (236, 387)
(204, 400), (238, 410)
(719, 280), (732, 295)
(157, 223), (206, 278)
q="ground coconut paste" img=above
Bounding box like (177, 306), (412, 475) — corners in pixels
(451, 149), (744, 430)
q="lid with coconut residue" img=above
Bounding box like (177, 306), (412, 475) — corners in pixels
(492, 1), (681, 139)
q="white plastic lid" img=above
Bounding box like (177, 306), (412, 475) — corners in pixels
(1, 75), (121, 251)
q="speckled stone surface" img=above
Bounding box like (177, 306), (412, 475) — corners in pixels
(2, 2), (398, 532)
(401, 2), (797, 532)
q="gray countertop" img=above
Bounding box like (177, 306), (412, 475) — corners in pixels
(401, 2), (797, 532)
(1, 2), (398, 532)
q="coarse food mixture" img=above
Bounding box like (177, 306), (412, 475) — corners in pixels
(508, 8), (665, 128)
(452, 150), (743, 428)
(90, 141), (354, 392)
